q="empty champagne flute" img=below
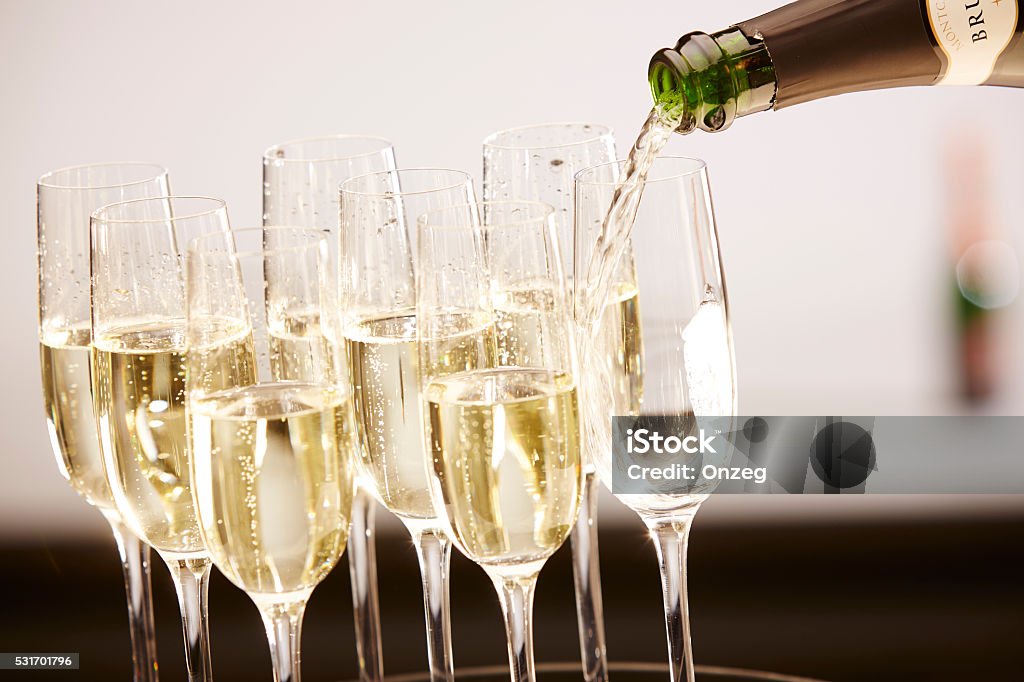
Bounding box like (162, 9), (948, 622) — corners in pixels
(483, 123), (617, 682)
(264, 135), (396, 682)
(186, 227), (357, 682)
(574, 158), (737, 682)
(91, 196), (232, 682)
(417, 201), (584, 682)
(37, 163), (167, 682)
(339, 169), (477, 682)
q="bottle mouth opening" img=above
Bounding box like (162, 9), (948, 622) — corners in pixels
(648, 51), (692, 131)
(649, 50), (687, 90)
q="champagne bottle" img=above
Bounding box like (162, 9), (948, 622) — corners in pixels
(650, 0), (1023, 133)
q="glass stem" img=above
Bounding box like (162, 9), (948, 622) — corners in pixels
(648, 516), (696, 682)
(347, 490), (384, 682)
(489, 571), (538, 682)
(570, 472), (609, 682)
(409, 527), (454, 682)
(164, 555), (214, 682)
(259, 600), (307, 682)
(108, 518), (159, 682)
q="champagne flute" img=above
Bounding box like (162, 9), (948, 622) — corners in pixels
(483, 124), (617, 682)
(91, 196), (232, 682)
(186, 227), (357, 682)
(574, 158), (736, 682)
(37, 163), (167, 682)
(264, 135), (396, 682)
(338, 169), (477, 682)
(417, 201), (584, 682)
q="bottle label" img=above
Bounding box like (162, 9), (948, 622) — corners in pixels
(925, 0), (1019, 84)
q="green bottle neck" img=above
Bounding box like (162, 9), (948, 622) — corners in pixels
(649, 28), (778, 133)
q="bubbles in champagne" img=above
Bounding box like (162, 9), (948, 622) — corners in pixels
(344, 312), (495, 523)
(39, 325), (118, 515)
(191, 382), (355, 599)
(93, 317), (254, 557)
(425, 368), (582, 569)
(267, 310), (337, 384)
(492, 283), (560, 368)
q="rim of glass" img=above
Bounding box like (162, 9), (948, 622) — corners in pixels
(92, 196), (226, 224)
(574, 156), (707, 186)
(263, 134), (394, 164)
(417, 200), (555, 231)
(37, 162), (168, 190)
(483, 122), (614, 151)
(188, 226), (326, 260)
(340, 167), (472, 198)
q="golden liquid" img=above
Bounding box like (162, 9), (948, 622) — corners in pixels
(596, 283), (644, 415)
(425, 368), (582, 567)
(344, 312), (494, 521)
(93, 318), (255, 556)
(39, 326), (116, 515)
(191, 382), (355, 599)
(267, 310), (338, 384)
(492, 283), (561, 369)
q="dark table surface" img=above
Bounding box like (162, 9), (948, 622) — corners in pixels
(1, 511), (1020, 681)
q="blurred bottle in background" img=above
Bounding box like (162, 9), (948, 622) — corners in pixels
(946, 136), (1019, 405)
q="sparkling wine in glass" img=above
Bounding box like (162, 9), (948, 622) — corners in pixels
(483, 124), (617, 682)
(339, 169), (478, 682)
(264, 136), (396, 682)
(417, 201), (584, 682)
(186, 227), (357, 682)
(37, 163), (168, 682)
(575, 157), (736, 682)
(91, 196), (234, 682)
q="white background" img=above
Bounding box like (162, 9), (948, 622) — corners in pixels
(3, 0), (1022, 541)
